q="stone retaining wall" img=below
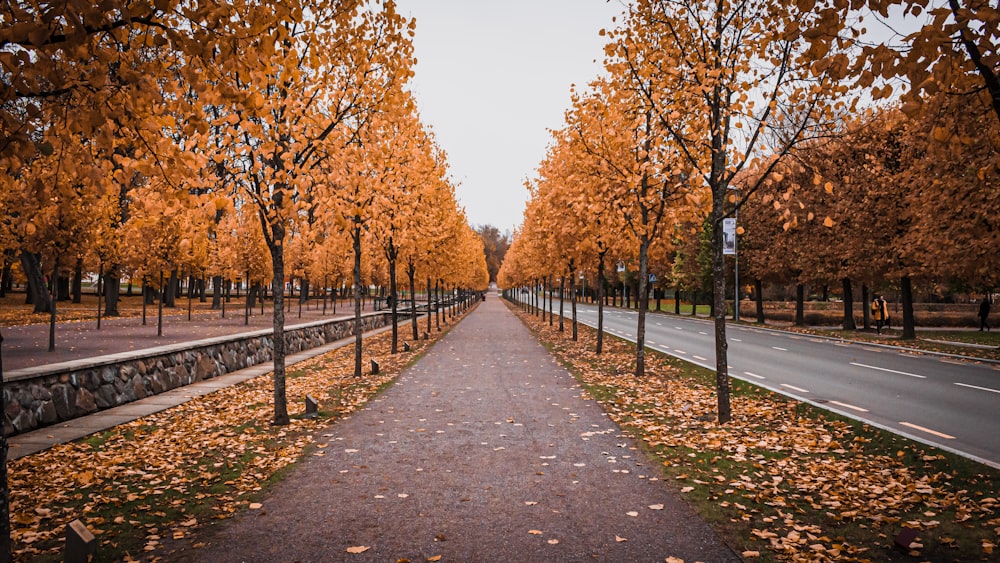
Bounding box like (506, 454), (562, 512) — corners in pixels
(3, 313), (393, 436)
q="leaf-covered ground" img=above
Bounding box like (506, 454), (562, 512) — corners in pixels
(9, 317), (456, 562)
(513, 305), (1000, 562)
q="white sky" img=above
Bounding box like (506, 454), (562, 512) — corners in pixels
(399, 0), (626, 233)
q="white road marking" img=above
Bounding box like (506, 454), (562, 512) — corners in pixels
(744, 371), (766, 380)
(900, 422), (955, 440)
(675, 327), (684, 330)
(693, 355), (708, 362)
(674, 349), (686, 355)
(851, 362), (927, 379)
(780, 384), (810, 393)
(772, 347), (787, 351)
(830, 401), (869, 413)
(698, 331), (708, 335)
(955, 382), (1000, 395)
(732, 338), (742, 342)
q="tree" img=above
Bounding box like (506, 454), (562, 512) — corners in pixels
(475, 224), (511, 284)
(605, 0), (857, 422)
(205, 0), (413, 422)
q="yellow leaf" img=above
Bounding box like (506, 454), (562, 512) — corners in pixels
(528, 530), (543, 535)
(427, 556), (442, 562)
(249, 503), (263, 510)
(347, 546), (370, 554)
(823, 217), (834, 228)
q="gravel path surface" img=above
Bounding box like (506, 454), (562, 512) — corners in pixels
(180, 297), (739, 562)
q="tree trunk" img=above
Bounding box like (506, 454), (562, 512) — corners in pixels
(71, 258), (83, 304)
(901, 275), (916, 339)
(754, 279), (765, 324)
(711, 205), (731, 424)
(19, 252), (51, 314)
(558, 275), (565, 332)
(597, 253), (606, 354)
(571, 271), (578, 341)
(48, 256), (59, 352)
(163, 269), (177, 308)
(56, 275), (70, 301)
(353, 225), (364, 378)
(0, 329), (12, 562)
(269, 240), (290, 425)
(842, 278), (856, 330)
(675, 286), (681, 315)
(0, 253), (12, 297)
(435, 279), (441, 331)
(795, 284), (805, 326)
(157, 271), (164, 337)
(427, 276), (433, 337)
(862, 284), (871, 330)
(548, 275), (554, 326)
(636, 238), (651, 378)
(212, 276), (223, 310)
(389, 252), (398, 355)
(408, 261), (418, 342)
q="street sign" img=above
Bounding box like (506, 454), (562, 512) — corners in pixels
(723, 218), (736, 256)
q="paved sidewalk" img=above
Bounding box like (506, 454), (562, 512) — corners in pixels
(172, 297), (739, 562)
(2, 300), (376, 372)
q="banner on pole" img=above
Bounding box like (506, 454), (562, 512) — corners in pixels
(723, 218), (737, 256)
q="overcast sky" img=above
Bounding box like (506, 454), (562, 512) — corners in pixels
(398, 0), (626, 233)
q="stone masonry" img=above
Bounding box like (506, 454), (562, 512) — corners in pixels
(3, 313), (393, 436)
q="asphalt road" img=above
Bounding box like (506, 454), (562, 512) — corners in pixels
(551, 301), (1000, 469)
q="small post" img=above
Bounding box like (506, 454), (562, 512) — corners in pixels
(64, 519), (96, 563)
(370, 359), (379, 375)
(304, 395), (319, 418)
(403, 342), (410, 352)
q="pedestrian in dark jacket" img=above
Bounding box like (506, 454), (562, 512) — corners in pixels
(979, 298), (992, 332)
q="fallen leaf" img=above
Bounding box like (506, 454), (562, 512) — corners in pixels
(648, 504), (664, 510)
(528, 530), (543, 535)
(680, 487), (694, 493)
(248, 503), (263, 510)
(626, 511), (639, 517)
(742, 551), (760, 558)
(346, 546), (370, 554)
(615, 535), (627, 542)
(427, 556), (442, 562)
(547, 539), (559, 545)
(524, 501), (538, 506)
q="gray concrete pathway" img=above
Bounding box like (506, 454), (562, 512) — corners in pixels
(172, 296), (739, 562)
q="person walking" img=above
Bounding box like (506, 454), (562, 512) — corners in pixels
(979, 297), (991, 332)
(871, 294), (889, 335)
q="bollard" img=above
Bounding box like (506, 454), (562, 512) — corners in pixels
(304, 395), (319, 418)
(64, 519), (96, 563)
(370, 359), (379, 375)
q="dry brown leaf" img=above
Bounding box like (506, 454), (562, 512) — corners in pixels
(346, 546), (370, 554)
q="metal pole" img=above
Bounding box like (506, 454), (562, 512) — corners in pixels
(734, 195), (740, 322)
